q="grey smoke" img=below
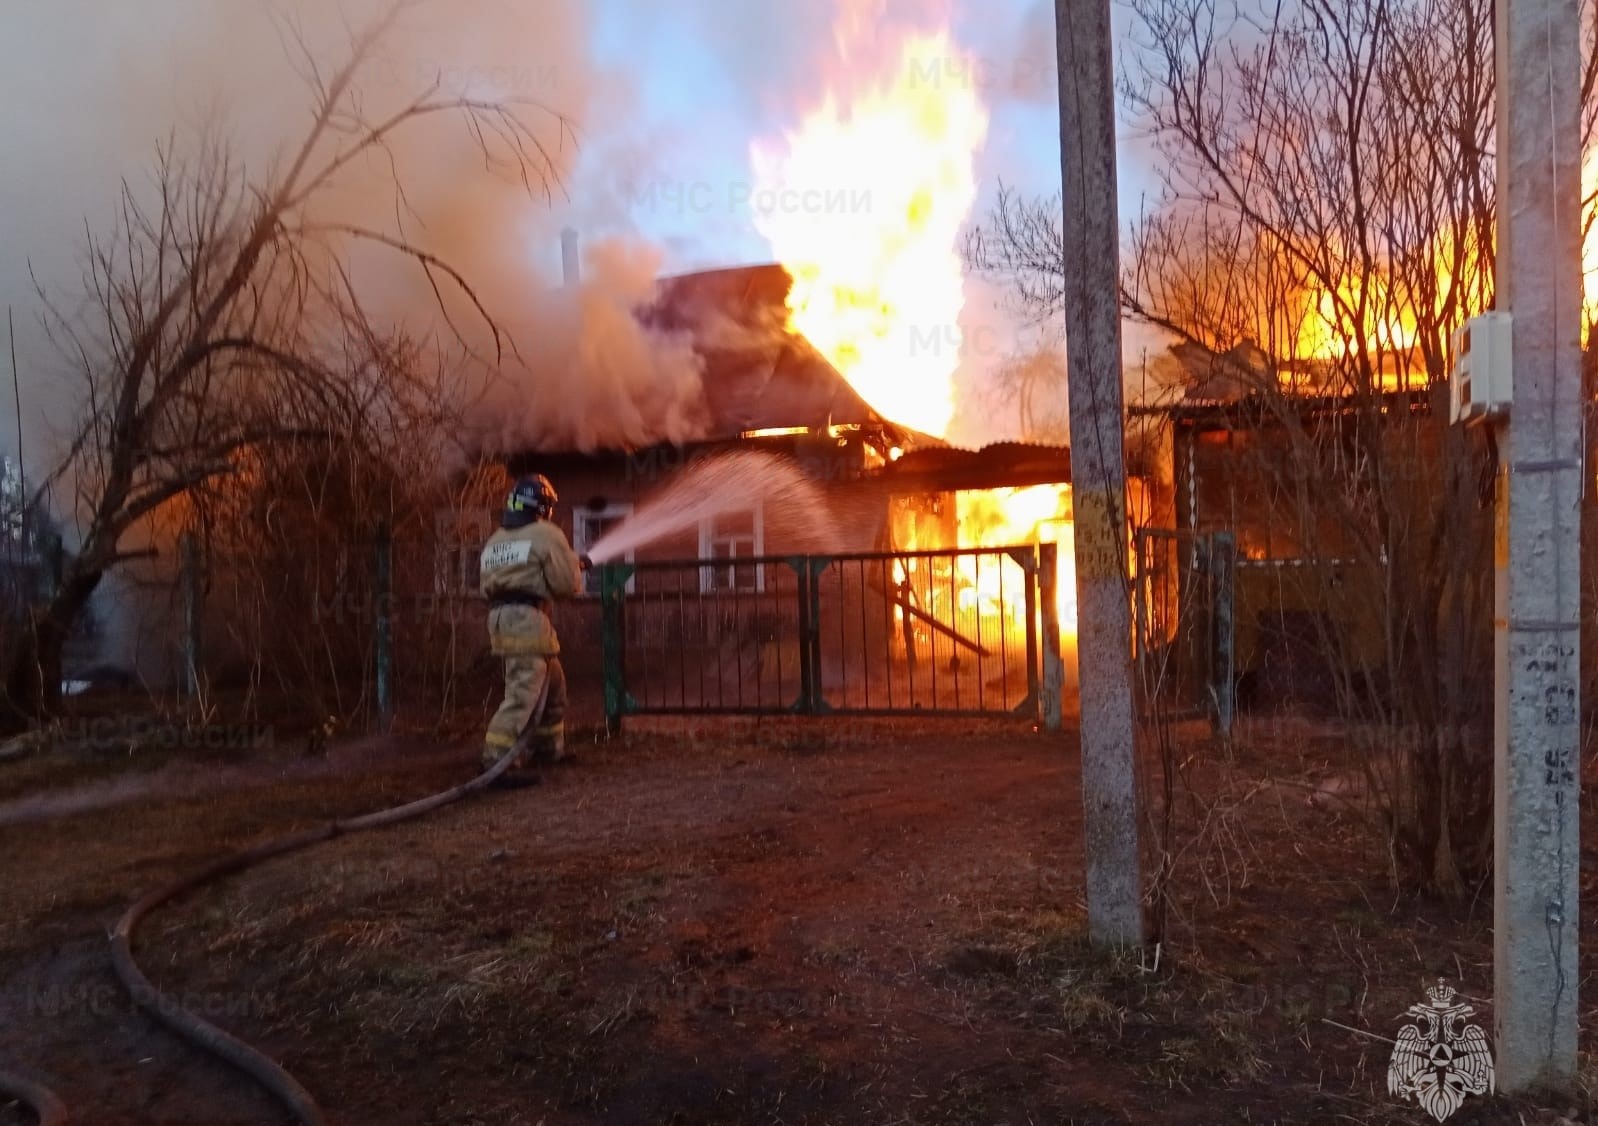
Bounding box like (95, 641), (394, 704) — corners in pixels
(0, 0), (1120, 485)
(0, 0), (727, 490)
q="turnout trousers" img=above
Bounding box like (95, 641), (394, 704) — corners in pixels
(481, 603), (568, 769)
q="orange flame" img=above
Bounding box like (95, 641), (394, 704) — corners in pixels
(750, 14), (988, 439)
(751, 11), (1090, 658)
(957, 485), (1077, 632)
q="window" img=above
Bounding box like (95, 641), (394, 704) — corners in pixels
(434, 512), (492, 596)
(699, 505), (765, 593)
(574, 504), (634, 595)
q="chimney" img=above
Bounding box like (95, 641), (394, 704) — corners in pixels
(560, 228), (580, 288)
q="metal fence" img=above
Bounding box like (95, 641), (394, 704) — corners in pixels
(597, 545), (1061, 724)
(1134, 528), (1236, 734)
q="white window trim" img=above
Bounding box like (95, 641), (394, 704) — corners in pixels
(698, 503), (765, 593)
(574, 504), (636, 595)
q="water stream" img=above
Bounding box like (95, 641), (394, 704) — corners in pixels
(586, 449), (849, 563)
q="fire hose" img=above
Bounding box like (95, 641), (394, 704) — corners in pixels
(2, 715), (539, 1126)
(107, 736), (532, 1126)
(0, 1069), (68, 1126)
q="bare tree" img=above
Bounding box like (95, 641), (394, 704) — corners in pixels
(970, 0), (1598, 893)
(188, 415), (511, 737)
(1, 10), (569, 729)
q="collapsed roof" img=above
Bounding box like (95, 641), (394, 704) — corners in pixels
(648, 263), (913, 448)
(516, 261), (1072, 489)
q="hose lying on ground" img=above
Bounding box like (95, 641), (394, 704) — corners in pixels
(0, 1068), (69, 1126)
(107, 737), (532, 1126)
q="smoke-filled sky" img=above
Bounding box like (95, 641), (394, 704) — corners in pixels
(0, 0), (1161, 481)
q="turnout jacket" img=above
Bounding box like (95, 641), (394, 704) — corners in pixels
(479, 520), (583, 656)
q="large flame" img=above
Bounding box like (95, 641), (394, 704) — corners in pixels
(958, 485), (1078, 631)
(1284, 147), (1598, 378)
(750, 17), (988, 439)
(751, 13), (1086, 659)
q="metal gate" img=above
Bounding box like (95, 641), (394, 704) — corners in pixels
(1134, 529), (1236, 734)
(597, 546), (1061, 724)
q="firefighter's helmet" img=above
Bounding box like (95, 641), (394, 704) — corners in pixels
(503, 474), (557, 529)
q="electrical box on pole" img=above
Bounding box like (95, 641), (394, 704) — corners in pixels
(1449, 312), (1514, 424)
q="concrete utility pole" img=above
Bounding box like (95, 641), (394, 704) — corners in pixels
(1054, 0), (1143, 947)
(1493, 0), (1582, 1090)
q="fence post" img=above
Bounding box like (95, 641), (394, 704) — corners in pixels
(1209, 532), (1236, 739)
(804, 558), (828, 713)
(599, 563), (632, 735)
(179, 532), (202, 702)
(374, 522), (393, 733)
(1039, 542), (1063, 731)
(791, 557), (818, 713)
(1020, 548), (1040, 717)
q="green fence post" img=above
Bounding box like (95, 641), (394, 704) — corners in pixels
(374, 522), (393, 733)
(600, 563), (634, 734)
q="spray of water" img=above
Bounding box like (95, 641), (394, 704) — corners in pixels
(587, 449), (850, 563)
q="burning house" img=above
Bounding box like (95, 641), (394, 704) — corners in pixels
(457, 11), (1092, 723)
(485, 261), (1080, 721)
(1132, 358), (1452, 712)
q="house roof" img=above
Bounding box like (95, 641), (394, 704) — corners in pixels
(504, 262), (916, 462)
(1129, 387), (1433, 429)
(639, 261), (907, 440)
(644, 263), (905, 442)
(875, 441), (1071, 492)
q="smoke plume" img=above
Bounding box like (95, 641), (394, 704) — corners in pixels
(464, 238), (712, 455)
(1, 0), (1168, 494)
(0, 0), (730, 494)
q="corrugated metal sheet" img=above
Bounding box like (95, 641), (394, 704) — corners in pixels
(874, 442), (1071, 492)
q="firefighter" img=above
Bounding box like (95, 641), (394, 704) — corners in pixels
(478, 473), (587, 788)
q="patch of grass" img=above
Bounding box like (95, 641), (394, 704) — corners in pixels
(946, 944), (1022, 979)
(1333, 904), (1382, 937)
(377, 961), (439, 990)
(941, 917), (1277, 1094)
(1155, 1009), (1266, 1088)
(1057, 982), (1131, 1035)
(1223, 959), (1265, 985)
(1045, 941), (1148, 1039)
(943, 922), (1164, 1045)
(612, 870), (675, 925)
(503, 927), (554, 960)
(803, 938), (860, 969)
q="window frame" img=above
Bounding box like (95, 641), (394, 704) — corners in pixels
(573, 503), (636, 596)
(698, 503), (765, 594)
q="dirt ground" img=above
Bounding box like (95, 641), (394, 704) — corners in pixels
(2, 713), (1596, 1125)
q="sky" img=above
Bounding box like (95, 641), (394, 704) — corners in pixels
(564, 0), (1159, 276)
(570, 0), (1085, 273)
(0, 0), (1165, 486)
